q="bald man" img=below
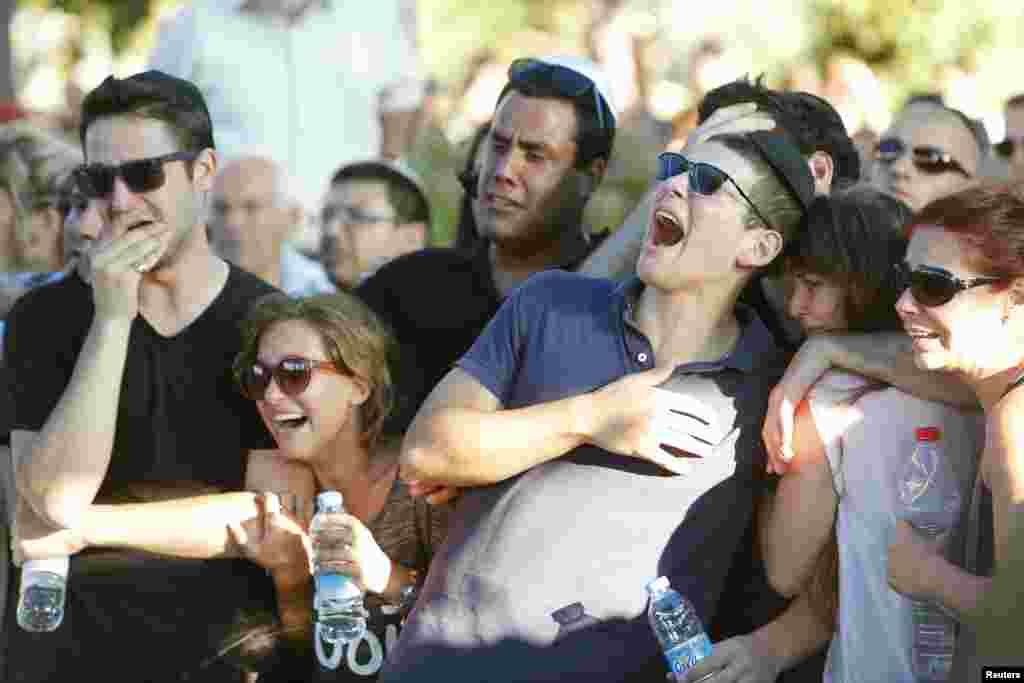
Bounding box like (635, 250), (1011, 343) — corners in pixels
(872, 103), (984, 212)
(210, 155), (334, 295)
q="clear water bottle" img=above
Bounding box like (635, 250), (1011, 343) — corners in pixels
(897, 426), (961, 681)
(17, 557), (69, 632)
(311, 491), (367, 646)
(646, 576), (713, 680)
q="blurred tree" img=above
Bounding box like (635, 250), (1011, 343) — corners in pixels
(18, 0), (152, 54)
(807, 0), (995, 106)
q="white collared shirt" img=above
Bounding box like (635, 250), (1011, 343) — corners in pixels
(149, 0), (424, 212)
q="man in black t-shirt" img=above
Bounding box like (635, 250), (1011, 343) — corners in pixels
(356, 56), (615, 437)
(4, 71), (314, 682)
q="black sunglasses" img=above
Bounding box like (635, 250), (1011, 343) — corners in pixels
(75, 151), (200, 199)
(507, 58), (608, 134)
(875, 138), (971, 178)
(994, 137), (1024, 159)
(893, 262), (1003, 307)
(656, 152), (776, 233)
(239, 357), (344, 401)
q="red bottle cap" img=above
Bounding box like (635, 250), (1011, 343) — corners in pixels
(915, 427), (941, 441)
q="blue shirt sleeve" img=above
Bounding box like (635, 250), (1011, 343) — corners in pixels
(456, 283), (529, 407)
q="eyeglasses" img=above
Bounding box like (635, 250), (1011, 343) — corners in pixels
(893, 262), (1004, 307)
(75, 151), (200, 199)
(238, 356), (345, 400)
(994, 137), (1024, 159)
(656, 152), (777, 232)
(875, 138), (971, 178)
(321, 203), (395, 226)
(507, 58), (608, 134)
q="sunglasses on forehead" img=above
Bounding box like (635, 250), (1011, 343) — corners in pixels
(75, 151), (200, 199)
(238, 357), (345, 401)
(507, 58), (609, 134)
(875, 138), (971, 178)
(656, 152), (777, 233)
(893, 262), (1004, 307)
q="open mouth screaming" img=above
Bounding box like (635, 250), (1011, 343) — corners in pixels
(651, 210), (685, 246)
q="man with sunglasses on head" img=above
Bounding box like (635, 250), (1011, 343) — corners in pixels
(383, 128), (815, 681)
(355, 56), (615, 437)
(2, 71), (315, 683)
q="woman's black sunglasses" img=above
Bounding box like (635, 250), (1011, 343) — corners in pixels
(239, 357), (344, 401)
(507, 58), (608, 133)
(875, 138), (971, 178)
(894, 262), (1003, 307)
(75, 151), (199, 199)
(656, 152), (776, 232)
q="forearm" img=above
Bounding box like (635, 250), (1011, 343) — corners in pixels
(750, 591), (831, 671)
(576, 189), (653, 281)
(18, 317), (133, 526)
(379, 109), (419, 160)
(761, 461), (837, 597)
(927, 555), (992, 618)
(401, 394), (589, 486)
(822, 332), (976, 407)
(80, 492), (261, 559)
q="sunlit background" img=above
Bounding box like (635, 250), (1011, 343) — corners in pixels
(7, 0), (1024, 242)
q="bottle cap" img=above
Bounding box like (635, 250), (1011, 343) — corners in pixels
(646, 576), (670, 594)
(915, 427), (941, 442)
(317, 490), (343, 510)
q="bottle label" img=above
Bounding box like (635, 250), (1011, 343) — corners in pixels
(664, 633), (713, 674)
(316, 573), (362, 602)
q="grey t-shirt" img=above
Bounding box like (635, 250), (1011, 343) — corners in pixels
(382, 272), (787, 682)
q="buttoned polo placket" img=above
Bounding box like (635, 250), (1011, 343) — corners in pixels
(617, 278), (762, 377)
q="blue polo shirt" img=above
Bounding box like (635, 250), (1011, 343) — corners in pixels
(382, 270), (787, 683)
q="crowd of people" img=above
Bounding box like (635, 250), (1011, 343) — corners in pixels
(1, 2), (1023, 682)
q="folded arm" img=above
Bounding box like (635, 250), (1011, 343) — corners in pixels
(13, 449), (316, 563)
(400, 362), (684, 487)
(14, 318), (133, 528)
(400, 368), (589, 487)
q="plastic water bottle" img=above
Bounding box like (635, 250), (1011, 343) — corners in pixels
(897, 426), (961, 681)
(311, 491), (367, 650)
(17, 557), (69, 632)
(646, 576), (713, 680)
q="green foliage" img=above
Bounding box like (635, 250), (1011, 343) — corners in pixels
(807, 0), (996, 100)
(21, 0), (152, 54)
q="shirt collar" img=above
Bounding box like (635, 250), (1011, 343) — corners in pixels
(615, 276), (777, 373)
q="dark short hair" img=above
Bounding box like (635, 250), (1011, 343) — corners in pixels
(698, 75), (861, 185)
(495, 78), (615, 170)
(785, 186), (911, 333)
(79, 70), (215, 159)
(713, 130), (814, 244)
(330, 162), (430, 226)
(912, 182), (1024, 281)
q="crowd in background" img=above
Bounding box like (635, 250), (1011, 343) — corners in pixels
(0, 1), (1023, 682)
